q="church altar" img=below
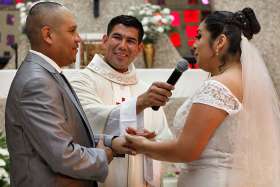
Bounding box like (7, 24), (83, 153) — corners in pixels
(0, 69), (208, 98)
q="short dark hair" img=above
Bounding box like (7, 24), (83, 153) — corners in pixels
(204, 7), (260, 56)
(107, 15), (144, 43)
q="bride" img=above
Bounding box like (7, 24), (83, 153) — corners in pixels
(125, 7), (280, 187)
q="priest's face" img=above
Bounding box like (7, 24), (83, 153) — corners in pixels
(102, 24), (143, 73)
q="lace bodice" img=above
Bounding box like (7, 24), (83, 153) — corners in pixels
(192, 80), (242, 115)
(173, 79), (242, 170)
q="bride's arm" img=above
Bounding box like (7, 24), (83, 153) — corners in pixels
(126, 103), (228, 162)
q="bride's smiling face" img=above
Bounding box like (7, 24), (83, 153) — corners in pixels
(193, 22), (217, 73)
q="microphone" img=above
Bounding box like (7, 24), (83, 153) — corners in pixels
(152, 59), (189, 111)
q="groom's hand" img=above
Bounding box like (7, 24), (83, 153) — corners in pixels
(126, 127), (156, 139)
(97, 135), (113, 163)
(112, 136), (136, 156)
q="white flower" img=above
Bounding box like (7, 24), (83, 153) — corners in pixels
(169, 15), (175, 21)
(16, 3), (24, 9)
(151, 15), (162, 24)
(152, 5), (160, 10)
(0, 159), (5, 167)
(161, 8), (170, 15)
(0, 167), (9, 184)
(0, 135), (9, 185)
(0, 148), (9, 156)
(141, 17), (149, 25)
(161, 18), (168, 24)
(20, 18), (26, 26)
(139, 10), (146, 15)
(4, 176), (10, 184)
(128, 3), (173, 43)
(20, 12), (26, 18)
(146, 10), (153, 16)
(0, 168), (8, 178)
(156, 27), (164, 33)
(16, 2), (32, 31)
(143, 26), (150, 32)
(26, 2), (34, 9)
(20, 6), (26, 12)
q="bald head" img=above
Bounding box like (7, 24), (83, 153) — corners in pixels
(25, 2), (71, 47)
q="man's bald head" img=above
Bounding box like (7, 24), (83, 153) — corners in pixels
(25, 2), (70, 47)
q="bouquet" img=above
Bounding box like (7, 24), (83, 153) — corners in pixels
(16, 1), (34, 32)
(128, 3), (174, 44)
(0, 134), (10, 187)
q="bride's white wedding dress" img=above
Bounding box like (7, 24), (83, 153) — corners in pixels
(173, 79), (242, 187)
(170, 36), (280, 187)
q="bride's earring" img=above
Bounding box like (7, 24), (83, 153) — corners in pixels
(216, 50), (219, 56)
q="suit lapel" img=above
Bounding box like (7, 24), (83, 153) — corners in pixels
(53, 73), (83, 115)
(29, 53), (95, 146)
(53, 73), (95, 145)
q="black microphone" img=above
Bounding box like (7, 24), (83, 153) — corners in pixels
(152, 59), (189, 111)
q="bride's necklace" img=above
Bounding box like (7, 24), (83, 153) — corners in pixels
(211, 62), (241, 77)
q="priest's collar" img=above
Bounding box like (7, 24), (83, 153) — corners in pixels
(86, 54), (138, 85)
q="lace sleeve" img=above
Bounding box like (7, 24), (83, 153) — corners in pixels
(192, 80), (242, 115)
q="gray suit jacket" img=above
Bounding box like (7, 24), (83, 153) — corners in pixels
(5, 52), (110, 187)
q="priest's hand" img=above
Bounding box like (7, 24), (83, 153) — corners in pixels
(136, 82), (174, 113)
(97, 135), (113, 163)
(112, 136), (136, 156)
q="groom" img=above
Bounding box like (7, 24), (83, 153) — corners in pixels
(5, 2), (131, 187)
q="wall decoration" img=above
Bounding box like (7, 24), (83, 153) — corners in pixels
(6, 14), (15, 25)
(0, 0), (13, 5)
(6, 34), (15, 46)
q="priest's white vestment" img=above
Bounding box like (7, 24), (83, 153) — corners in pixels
(70, 54), (172, 187)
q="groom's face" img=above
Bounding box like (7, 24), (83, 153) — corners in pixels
(102, 24), (143, 73)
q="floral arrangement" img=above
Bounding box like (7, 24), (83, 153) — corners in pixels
(128, 3), (174, 44)
(16, 1), (34, 32)
(0, 133), (10, 187)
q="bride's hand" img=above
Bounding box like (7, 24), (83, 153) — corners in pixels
(126, 127), (156, 139)
(125, 133), (149, 154)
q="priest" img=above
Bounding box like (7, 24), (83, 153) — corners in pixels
(70, 15), (173, 187)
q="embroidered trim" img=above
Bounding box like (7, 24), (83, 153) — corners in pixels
(87, 54), (138, 85)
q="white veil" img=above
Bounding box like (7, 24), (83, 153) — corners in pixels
(228, 35), (280, 186)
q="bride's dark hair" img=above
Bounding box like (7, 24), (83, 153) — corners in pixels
(204, 7), (261, 57)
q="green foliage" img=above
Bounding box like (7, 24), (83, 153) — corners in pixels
(0, 134), (10, 187)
